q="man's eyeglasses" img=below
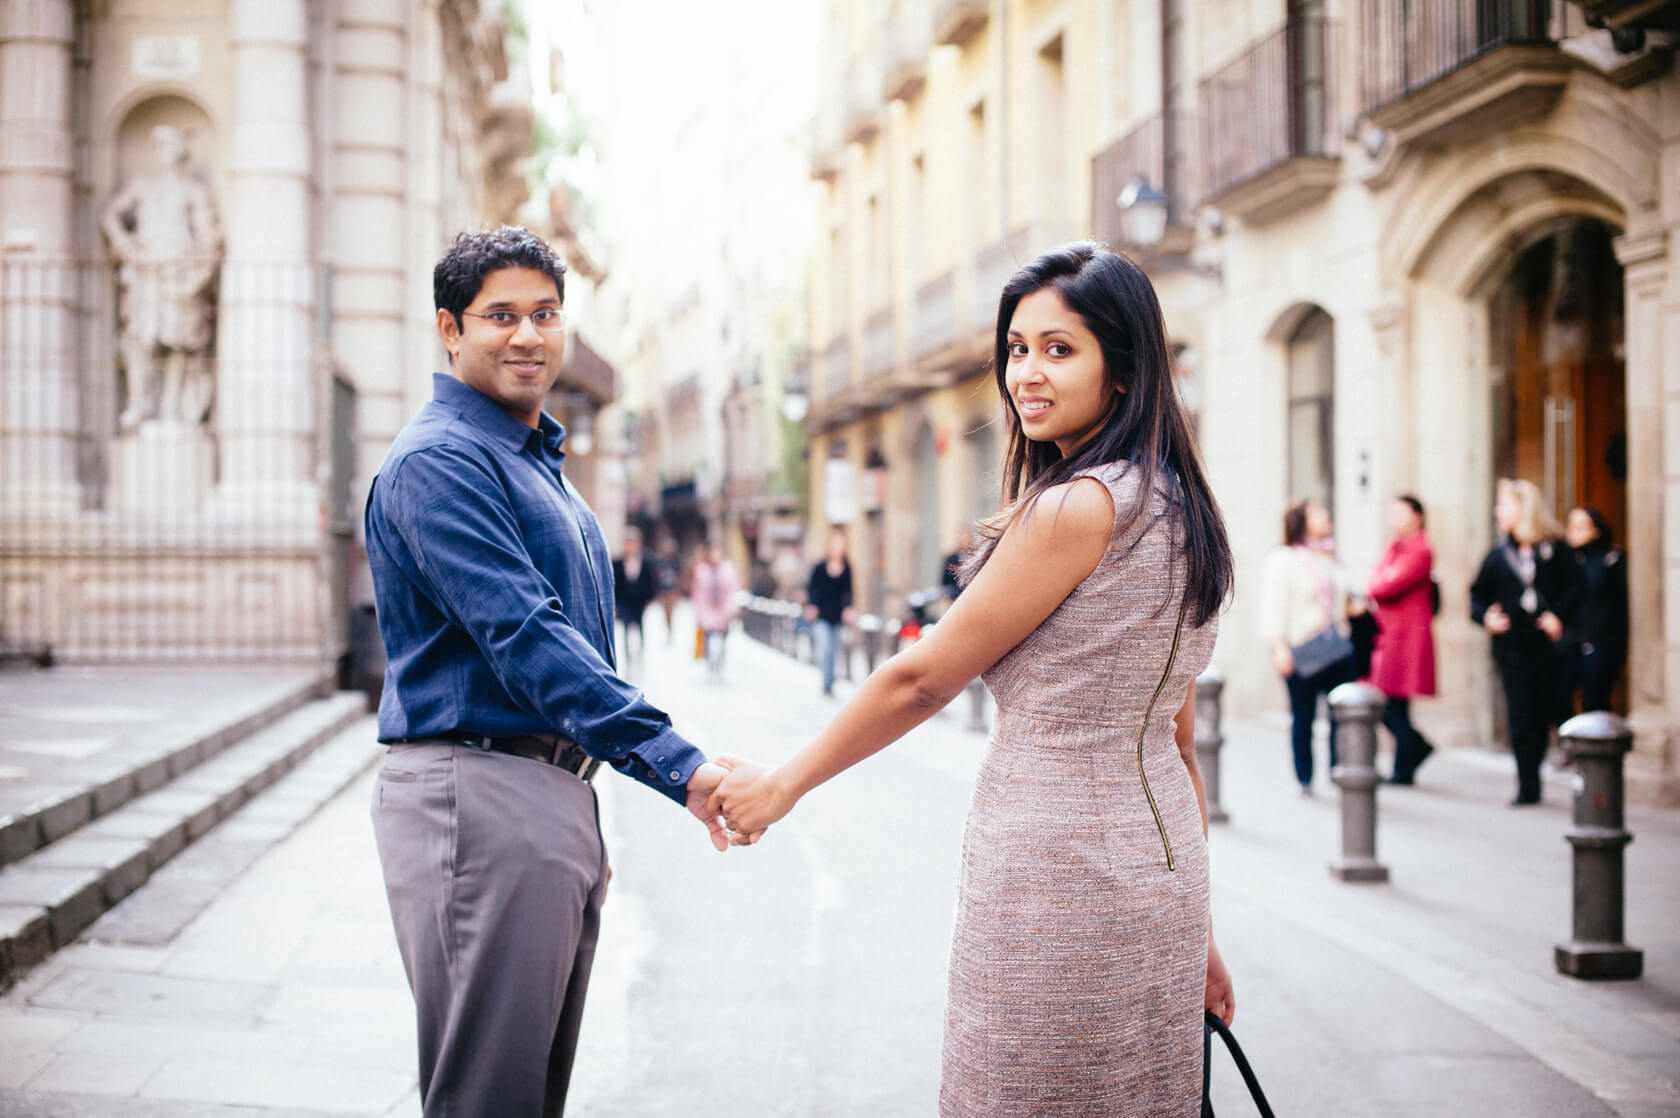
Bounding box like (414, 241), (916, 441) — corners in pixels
(461, 309), (567, 333)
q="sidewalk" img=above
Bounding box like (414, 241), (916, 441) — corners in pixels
(0, 616), (1674, 1115)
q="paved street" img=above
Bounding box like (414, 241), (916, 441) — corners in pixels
(2, 603), (1678, 1115)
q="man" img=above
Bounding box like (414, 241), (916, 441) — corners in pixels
(805, 526), (854, 696)
(364, 227), (741, 1118)
(611, 526), (658, 663)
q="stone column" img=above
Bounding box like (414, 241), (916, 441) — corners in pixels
(213, 0), (316, 522)
(332, 3), (408, 529)
(1615, 226), (1677, 804)
(0, 0), (78, 513)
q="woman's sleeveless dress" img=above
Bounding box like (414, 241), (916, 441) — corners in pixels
(940, 462), (1218, 1116)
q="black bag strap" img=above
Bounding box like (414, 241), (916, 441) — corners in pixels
(1202, 1011), (1277, 1118)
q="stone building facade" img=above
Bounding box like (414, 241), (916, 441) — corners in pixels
(0, 0), (532, 668)
(804, 0), (1679, 801)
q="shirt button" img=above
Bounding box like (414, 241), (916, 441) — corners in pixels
(669, 770), (681, 781)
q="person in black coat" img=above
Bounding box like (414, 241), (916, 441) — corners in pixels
(1563, 506), (1628, 715)
(1470, 480), (1584, 805)
(612, 527), (659, 663)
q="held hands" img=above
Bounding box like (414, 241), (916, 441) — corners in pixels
(686, 762), (758, 851)
(705, 755), (798, 844)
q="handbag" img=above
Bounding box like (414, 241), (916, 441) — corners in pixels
(1202, 1010), (1277, 1118)
(1289, 625), (1353, 678)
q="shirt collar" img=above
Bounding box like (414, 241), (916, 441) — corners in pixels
(432, 372), (567, 459)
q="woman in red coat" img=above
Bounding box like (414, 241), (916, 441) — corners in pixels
(1368, 495), (1438, 783)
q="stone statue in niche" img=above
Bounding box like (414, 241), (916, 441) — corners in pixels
(101, 125), (223, 432)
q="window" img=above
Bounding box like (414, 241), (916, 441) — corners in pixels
(1286, 309), (1334, 509)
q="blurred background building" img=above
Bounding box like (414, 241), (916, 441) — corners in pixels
(0, 0), (532, 672)
(802, 0), (1679, 802)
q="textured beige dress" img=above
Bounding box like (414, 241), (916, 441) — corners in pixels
(941, 462), (1217, 1116)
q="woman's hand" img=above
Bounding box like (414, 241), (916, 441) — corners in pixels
(1206, 938), (1235, 1025)
(1271, 642), (1295, 678)
(707, 755), (798, 841)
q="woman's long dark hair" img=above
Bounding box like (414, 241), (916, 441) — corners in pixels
(960, 242), (1232, 626)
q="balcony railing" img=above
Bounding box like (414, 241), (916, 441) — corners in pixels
(821, 334), (852, 400)
(1200, 18), (1339, 213)
(914, 272), (958, 359)
(1091, 110), (1200, 249)
(1361, 0), (1551, 114)
(934, 0), (989, 47)
(861, 307), (896, 381)
(809, 99), (844, 181)
(884, 0), (933, 102)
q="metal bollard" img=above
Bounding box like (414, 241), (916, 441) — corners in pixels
(1554, 712), (1643, 979)
(1327, 682), (1389, 882)
(1194, 668), (1229, 824)
(965, 678), (988, 733)
(858, 614), (882, 673)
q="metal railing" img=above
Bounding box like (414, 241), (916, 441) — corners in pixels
(861, 306), (895, 381)
(914, 271), (958, 358)
(1091, 110), (1201, 246)
(884, 0), (933, 101)
(1361, 0), (1552, 114)
(844, 49), (885, 142)
(1200, 17), (1340, 201)
(821, 333), (852, 399)
(0, 256), (342, 663)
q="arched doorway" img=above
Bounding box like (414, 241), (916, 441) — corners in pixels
(1487, 218), (1627, 710)
(1489, 219), (1627, 544)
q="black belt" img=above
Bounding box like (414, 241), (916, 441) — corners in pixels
(394, 733), (600, 783)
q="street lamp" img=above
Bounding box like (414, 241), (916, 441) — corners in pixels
(1116, 175), (1170, 250)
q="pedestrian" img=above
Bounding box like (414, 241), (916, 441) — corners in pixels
(941, 524), (974, 601)
(652, 536), (682, 644)
(1258, 497), (1361, 794)
(1470, 478), (1582, 805)
(691, 541), (742, 678)
(1367, 495), (1438, 785)
(805, 526), (855, 696)
(361, 227), (740, 1118)
(711, 243), (1237, 1113)
(611, 525), (658, 664)
(1562, 505), (1628, 715)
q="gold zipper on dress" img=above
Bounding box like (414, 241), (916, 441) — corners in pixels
(1138, 590), (1191, 871)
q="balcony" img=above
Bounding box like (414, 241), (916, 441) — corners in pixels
(934, 0), (989, 47)
(809, 100), (844, 182)
(861, 307), (896, 382)
(1360, 0), (1567, 150)
(970, 223), (1074, 334)
(1200, 18), (1342, 226)
(914, 271), (959, 361)
(843, 52), (884, 144)
(884, 0), (933, 102)
(821, 333), (852, 401)
(1091, 111), (1200, 256)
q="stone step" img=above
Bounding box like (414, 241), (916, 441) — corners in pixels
(0, 693), (370, 992)
(0, 672), (330, 871)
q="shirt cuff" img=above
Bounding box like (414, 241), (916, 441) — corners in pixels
(624, 727), (709, 805)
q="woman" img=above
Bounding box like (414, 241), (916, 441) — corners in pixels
(711, 244), (1235, 1114)
(1470, 479), (1582, 805)
(1563, 506), (1628, 715)
(1367, 495), (1438, 784)
(1258, 498), (1357, 794)
(690, 542), (742, 678)
(805, 526), (855, 696)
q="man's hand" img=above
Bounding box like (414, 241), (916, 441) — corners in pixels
(706, 755), (795, 842)
(685, 762), (751, 851)
(1538, 610), (1563, 642)
(1484, 604), (1511, 635)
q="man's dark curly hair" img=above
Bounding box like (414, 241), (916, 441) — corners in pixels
(433, 226), (566, 326)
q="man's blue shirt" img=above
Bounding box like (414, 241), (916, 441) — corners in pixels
(365, 372), (706, 803)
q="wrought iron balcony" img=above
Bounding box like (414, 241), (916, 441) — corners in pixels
(1091, 110), (1200, 255)
(1360, 0), (1567, 150)
(809, 100), (843, 182)
(861, 307), (896, 382)
(913, 271), (959, 361)
(1200, 17), (1341, 225)
(821, 333), (853, 401)
(843, 52), (884, 144)
(934, 0), (989, 47)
